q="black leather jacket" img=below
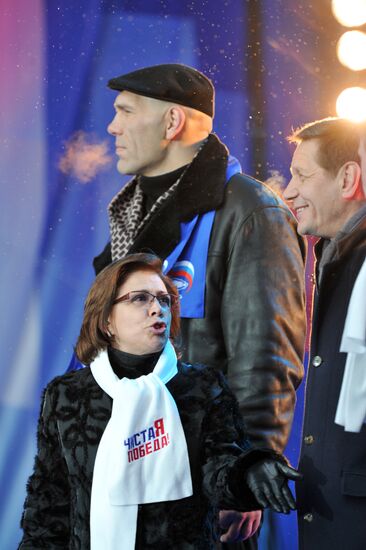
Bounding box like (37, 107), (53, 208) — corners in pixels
(94, 134), (306, 453)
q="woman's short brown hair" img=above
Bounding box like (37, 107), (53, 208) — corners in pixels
(75, 253), (180, 364)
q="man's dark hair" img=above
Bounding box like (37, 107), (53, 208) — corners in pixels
(287, 117), (362, 176)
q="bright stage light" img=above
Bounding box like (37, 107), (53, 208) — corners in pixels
(337, 31), (366, 70)
(336, 87), (366, 122)
(332, 0), (366, 27)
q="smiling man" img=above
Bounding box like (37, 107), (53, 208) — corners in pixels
(94, 63), (306, 549)
(284, 117), (366, 550)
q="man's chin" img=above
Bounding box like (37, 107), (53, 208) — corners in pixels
(297, 223), (317, 238)
(296, 222), (310, 236)
(116, 160), (135, 176)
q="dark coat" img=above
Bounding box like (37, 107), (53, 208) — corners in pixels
(19, 361), (272, 550)
(297, 213), (366, 550)
(94, 134), (306, 454)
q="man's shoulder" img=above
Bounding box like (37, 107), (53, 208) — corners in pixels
(225, 172), (285, 209)
(216, 172), (296, 229)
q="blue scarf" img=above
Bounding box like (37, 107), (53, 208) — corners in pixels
(164, 155), (241, 318)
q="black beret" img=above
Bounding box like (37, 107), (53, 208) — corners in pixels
(108, 63), (215, 118)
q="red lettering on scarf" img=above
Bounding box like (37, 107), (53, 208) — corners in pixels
(127, 434), (171, 463)
(154, 418), (165, 436)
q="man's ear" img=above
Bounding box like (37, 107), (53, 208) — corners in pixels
(340, 161), (364, 199)
(165, 106), (186, 140)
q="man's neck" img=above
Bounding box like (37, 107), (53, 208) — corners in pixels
(316, 203), (366, 280)
(141, 137), (207, 177)
(139, 164), (188, 214)
(335, 202), (366, 240)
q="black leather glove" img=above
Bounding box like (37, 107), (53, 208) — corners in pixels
(244, 459), (303, 514)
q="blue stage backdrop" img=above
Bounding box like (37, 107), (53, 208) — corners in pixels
(1, 1), (332, 548)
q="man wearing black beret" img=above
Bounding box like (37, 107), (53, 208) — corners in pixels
(94, 63), (306, 548)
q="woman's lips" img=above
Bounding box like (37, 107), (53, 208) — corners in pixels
(150, 322), (167, 334)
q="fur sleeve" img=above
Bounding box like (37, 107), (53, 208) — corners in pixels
(19, 382), (70, 548)
(201, 370), (260, 511)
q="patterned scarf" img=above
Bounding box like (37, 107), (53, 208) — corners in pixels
(108, 143), (205, 260)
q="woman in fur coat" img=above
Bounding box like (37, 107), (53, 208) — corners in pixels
(19, 253), (300, 549)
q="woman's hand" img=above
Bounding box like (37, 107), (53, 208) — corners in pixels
(219, 510), (262, 542)
(245, 459), (303, 514)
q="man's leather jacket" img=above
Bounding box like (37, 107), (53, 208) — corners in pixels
(94, 134), (306, 453)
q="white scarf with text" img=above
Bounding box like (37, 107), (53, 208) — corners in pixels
(89, 340), (193, 549)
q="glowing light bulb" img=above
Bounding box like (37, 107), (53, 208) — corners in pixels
(332, 0), (366, 27)
(337, 31), (366, 70)
(336, 87), (366, 122)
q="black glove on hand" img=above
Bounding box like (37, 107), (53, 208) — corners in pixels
(244, 459), (303, 514)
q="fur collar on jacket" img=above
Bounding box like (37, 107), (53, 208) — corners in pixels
(94, 133), (230, 271)
(128, 133), (229, 259)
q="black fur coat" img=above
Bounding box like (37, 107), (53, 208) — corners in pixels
(19, 362), (271, 549)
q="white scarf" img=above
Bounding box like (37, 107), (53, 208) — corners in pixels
(89, 340), (193, 549)
(335, 257), (366, 432)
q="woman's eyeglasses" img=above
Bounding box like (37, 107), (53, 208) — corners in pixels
(113, 290), (177, 309)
